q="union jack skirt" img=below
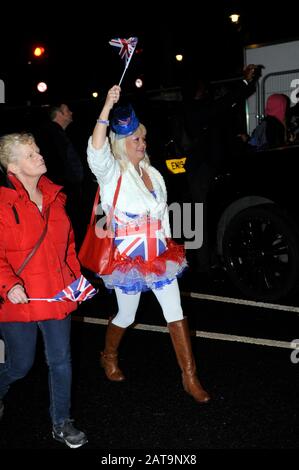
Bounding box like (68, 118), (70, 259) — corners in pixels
(100, 213), (187, 294)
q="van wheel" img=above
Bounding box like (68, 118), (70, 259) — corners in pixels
(222, 204), (299, 301)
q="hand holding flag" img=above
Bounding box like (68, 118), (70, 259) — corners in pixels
(28, 275), (97, 302)
(109, 37), (138, 85)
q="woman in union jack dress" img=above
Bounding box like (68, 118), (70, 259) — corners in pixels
(86, 85), (210, 403)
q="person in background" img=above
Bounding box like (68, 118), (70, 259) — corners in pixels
(86, 85), (210, 404)
(0, 133), (87, 448)
(249, 93), (291, 150)
(264, 93), (290, 147)
(181, 64), (259, 273)
(34, 103), (85, 246)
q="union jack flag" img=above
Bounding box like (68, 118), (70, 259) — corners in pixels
(109, 37), (138, 65)
(52, 275), (97, 302)
(114, 214), (166, 261)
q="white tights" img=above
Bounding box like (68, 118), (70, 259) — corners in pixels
(112, 278), (184, 328)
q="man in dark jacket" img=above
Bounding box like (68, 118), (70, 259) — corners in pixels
(34, 103), (85, 246)
(182, 65), (259, 272)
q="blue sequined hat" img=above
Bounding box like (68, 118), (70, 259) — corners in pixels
(110, 104), (139, 138)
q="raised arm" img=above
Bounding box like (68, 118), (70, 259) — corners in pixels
(92, 85), (121, 149)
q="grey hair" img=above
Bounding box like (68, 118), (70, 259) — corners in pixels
(109, 123), (150, 172)
(0, 132), (35, 170)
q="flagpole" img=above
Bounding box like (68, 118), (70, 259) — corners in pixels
(118, 67), (128, 86)
(27, 298), (57, 302)
(118, 41), (137, 86)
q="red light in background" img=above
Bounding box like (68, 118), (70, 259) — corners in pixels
(33, 46), (45, 57)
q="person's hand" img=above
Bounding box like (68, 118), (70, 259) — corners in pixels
(237, 132), (250, 143)
(7, 284), (29, 304)
(243, 64), (261, 83)
(288, 131), (296, 143)
(104, 85), (121, 110)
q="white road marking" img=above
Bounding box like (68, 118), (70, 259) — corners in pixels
(181, 291), (299, 314)
(72, 315), (293, 349)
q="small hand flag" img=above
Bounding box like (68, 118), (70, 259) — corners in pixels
(109, 37), (138, 65)
(109, 37), (138, 85)
(28, 275), (97, 302)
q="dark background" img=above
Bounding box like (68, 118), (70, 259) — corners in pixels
(0, 2), (298, 106)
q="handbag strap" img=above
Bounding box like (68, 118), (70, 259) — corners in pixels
(90, 175), (122, 226)
(16, 207), (50, 276)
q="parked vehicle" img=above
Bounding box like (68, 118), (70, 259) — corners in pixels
(161, 137), (299, 302)
(136, 92), (299, 303)
(210, 143), (299, 302)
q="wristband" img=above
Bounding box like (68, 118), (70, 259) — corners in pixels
(97, 119), (109, 125)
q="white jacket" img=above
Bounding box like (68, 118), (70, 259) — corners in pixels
(87, 137), (172, 237)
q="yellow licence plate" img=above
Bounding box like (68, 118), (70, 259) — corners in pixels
(166, 157), (187, 174)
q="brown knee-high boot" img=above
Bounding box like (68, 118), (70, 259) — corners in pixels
(168, 318), (210, 403)
(100, 321), (126, 381)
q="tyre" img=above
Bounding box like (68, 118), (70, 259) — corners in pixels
(222, 203), (299, 301)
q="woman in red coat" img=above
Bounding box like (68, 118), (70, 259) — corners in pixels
(0, 132), (87, 448)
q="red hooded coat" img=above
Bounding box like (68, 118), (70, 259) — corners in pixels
(0, 174), (81, 322)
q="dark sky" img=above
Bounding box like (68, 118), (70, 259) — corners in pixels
(0, 2), (298, 106)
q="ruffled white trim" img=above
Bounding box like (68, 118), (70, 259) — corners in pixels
(100, 260), (187, 294)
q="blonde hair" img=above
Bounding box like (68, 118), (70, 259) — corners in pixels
(0, 132), (35, 170)
(109, 123), (150, 172)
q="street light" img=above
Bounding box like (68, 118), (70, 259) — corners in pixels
(37, 81), (47, 93)
(135, 78), (143, 88)
(229, 13), (240, 24)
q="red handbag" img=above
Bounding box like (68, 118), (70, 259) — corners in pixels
(78, 176), (122, 275)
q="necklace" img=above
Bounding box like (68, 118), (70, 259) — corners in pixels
(137, 166), (143, 177)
